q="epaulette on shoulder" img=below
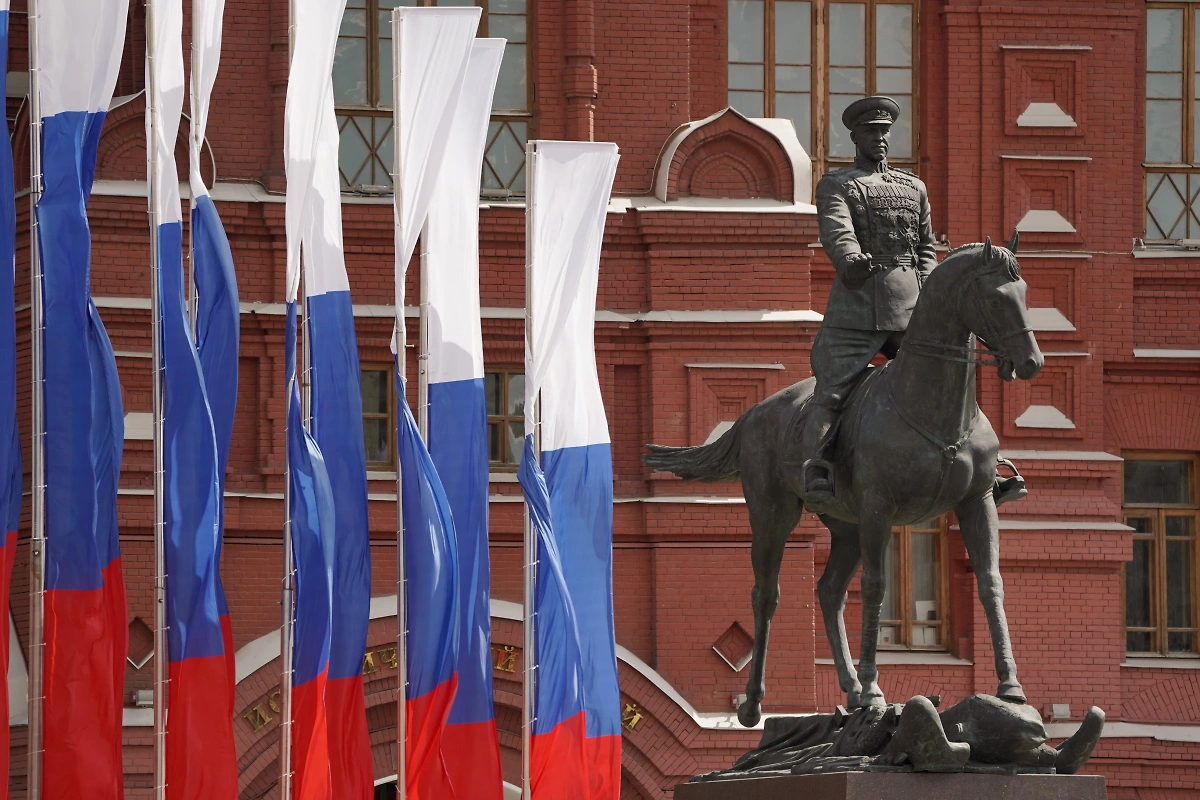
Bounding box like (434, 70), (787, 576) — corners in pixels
(819, 166), (860, 184)
(882, 168), (921, 185)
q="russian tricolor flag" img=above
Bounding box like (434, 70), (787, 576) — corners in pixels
(389, 8), (479, 798)
(288, 8), (374, 800)
(397, 388), (460, 800)
(0, 2), (20, 793)
(423, 37), (506, 800)
(285, 0), (372, 795)
(150, 0), (239, 794)
(284, 304), (336, 800)
(35, 0), (130, 795)
(518, 141), (622, 800)
(190, 0), (239, 702)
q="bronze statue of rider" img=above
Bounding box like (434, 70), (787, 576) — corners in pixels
(800, 96), (1025, 512)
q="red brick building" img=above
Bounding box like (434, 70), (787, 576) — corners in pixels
(0, 0), (1198, 798)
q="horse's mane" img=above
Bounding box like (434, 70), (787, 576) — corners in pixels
(939, 240), (1020, 281)
(944, 242), (980, 259)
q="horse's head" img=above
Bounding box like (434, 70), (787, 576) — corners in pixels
(959, 232), (1044, 382)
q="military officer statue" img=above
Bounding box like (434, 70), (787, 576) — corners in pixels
(800, 96), (1025, 512)
(799, 96), (934, 510)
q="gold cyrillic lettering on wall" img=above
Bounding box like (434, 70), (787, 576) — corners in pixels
(379, 647), (399, 670)
(622, 703), (643, 731)
(492, 645), (518, 673)
(241, 646), (409, 730)
(243, 705), (272, 732)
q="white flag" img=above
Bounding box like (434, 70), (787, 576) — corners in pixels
(391, 6), (480, 314)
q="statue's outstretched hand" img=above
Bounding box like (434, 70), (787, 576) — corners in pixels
(841, 252), (877, 290)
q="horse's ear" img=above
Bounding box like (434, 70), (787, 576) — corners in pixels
(982, 236), (993, 265)
(1007, 229), (1019, 254)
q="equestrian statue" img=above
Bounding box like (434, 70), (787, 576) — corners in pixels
(646, 96), (1047, 727)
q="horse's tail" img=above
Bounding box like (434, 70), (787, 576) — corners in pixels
(643, 414), (746, 482)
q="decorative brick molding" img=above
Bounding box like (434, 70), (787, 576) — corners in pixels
(686, 363), (780, 446)
(1106, 390), (1200, 453)
(652, 108), (810, 203)
(93, 95), (215, 186)
(1002, 45), (1088, 137)
(1002, 156), (1088, 246)
(1021, 258), (1080, 337)
(1122, 673), (1200, 724)
(1003, 362), (1083, 439)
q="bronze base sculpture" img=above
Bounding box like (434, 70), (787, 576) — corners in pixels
(675, 771), (1106, 800)
(678, 695), (1107, 798)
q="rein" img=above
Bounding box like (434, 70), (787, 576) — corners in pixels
(904, 335), (1005, 367)
(903, 267), (1032, 368)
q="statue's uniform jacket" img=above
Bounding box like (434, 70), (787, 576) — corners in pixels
(811, 158), (938, 408)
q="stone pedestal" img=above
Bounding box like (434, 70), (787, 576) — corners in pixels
(674, 772), (1106, 800)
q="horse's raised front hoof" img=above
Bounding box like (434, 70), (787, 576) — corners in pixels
(997, 680), (1027, 704)
(737, 699), (762, 728)
(857, 683), (886, 709)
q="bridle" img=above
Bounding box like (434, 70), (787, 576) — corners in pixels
(904, 253), (1031, 369)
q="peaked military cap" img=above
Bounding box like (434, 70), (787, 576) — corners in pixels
(841, 95), (901, 129)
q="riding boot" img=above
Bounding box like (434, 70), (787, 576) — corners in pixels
(800, 402), (839, 512)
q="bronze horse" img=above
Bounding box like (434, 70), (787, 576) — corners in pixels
(646, 236), (1043, 726)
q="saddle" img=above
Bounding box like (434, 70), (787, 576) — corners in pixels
(783, 363), (1026, 509)
(781, 364), (889, 509)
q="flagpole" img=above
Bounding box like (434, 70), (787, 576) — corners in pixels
(25, 0), (46, 793)
(391, 10), (408, 798)
(521, 139), (537, 800)
(279, 2), (297, 798)
(144, 0), (169, 795)
(417, 220), (428, 442)
(187, 0), (199, 327)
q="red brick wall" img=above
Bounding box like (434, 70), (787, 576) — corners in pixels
(5, 0), (1200, 796)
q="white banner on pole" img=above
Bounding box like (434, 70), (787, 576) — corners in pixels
(148, 0), (184, 226)
(38, 0), (128, 118)
(523, 141), (620, 451)
(189, 0), (226, 199)
(284, 0), (351, 304)
(424, 38), (504, 386)
(391, 6), (480, 317)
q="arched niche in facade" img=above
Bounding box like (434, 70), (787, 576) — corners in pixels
(230, 598), (760, 799)
(71, 92), (219, 187)
(650, 107), (812, 206)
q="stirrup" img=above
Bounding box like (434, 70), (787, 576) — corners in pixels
(993, 457), (1027, 507)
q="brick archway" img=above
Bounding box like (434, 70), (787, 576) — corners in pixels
(230, 600), (757, 799)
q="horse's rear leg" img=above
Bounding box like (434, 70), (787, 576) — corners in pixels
(956, 492), (1025, 702)
(817, 516), (863, 707)
(737, 472), (803, 728)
